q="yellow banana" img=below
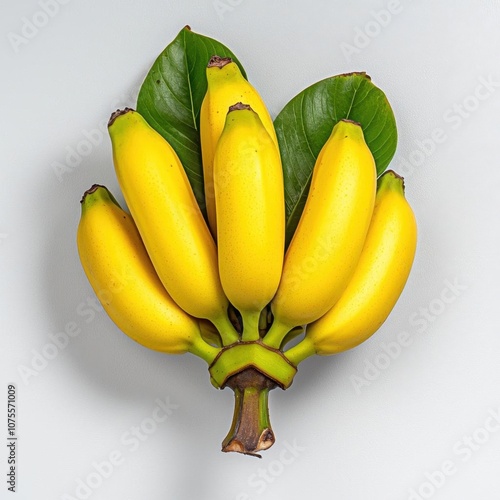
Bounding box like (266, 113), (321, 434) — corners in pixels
(264, 119), (377, 348)
(108, 109), (239, 345)
(200, 56), (279, 237)
(213, 103), (285, 341)
(285, 170), (417, 364)
(77, 185), (219, 363)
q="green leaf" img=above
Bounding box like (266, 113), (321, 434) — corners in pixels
(136, 26), (247, 215)
(274, 72), (397, 246)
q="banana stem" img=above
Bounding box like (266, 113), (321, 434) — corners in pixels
(283, 336), (316, 366)
(241, 311), (261, 342)
(222, 368), (277, 457)
(262, 320), (293, 348)
(213, 315), (240, 346)
(189, 339), (221, 365)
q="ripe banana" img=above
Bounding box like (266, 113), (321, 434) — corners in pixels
(213, 103), (285, 341)
(200, 55), (279, 237)
(264, 119), (377, 348)
(77, 185), (219, 363)
(285, 170), (417, 364)
(108, 108), (239, 346)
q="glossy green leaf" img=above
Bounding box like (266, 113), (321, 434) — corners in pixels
(274, 72), (397, 246)
(137, 26), (246, 215)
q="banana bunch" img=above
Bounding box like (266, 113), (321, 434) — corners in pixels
(77, 55), (417, 456)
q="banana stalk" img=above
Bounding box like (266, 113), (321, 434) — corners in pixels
(209, 342), (297, 456)
(221, 368), (277, 457)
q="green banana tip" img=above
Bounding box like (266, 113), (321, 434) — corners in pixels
(208, 55), (232, 68)
(108, 107), (135, 128)
(379, 169), (406, 193)
(377, 170), (405, 196)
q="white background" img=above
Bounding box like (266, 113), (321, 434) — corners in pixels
(1, 1), (500, 499)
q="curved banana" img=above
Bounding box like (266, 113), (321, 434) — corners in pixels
(285, 170), (417, 364)
(264, 119), (377, 348)
(77, 185), (219, 363)
(200, 56), (279, 237)
(213, 103), (285, 341)
(108, 109), (239, 345)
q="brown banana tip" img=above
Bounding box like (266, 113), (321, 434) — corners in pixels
(80, 184), (105, 204)
(208, 55), (232, 68)
(184, 25), (192, 31)
(340, 118), (362, 126)
(228, 102), (253, 113)
(339, 71), (370, 81)
(386, 169), (404, 181)
(108, 107), (135, 127)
